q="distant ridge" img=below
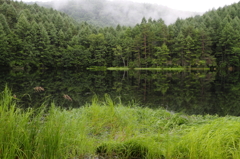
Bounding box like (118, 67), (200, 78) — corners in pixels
(33, 0), (201, 27)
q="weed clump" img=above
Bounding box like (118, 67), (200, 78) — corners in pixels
(173, 118), (240, 159)
(96, 139), (150, 159)
(1, 87), (240, 159)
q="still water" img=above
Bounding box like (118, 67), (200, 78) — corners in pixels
(1, 69), (240, 116)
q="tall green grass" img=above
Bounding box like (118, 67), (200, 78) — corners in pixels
(173, 118), (240, 159)
(1, 87), (240, 158)
(0, 87), (94, 159)
(107, 67), (130, 70)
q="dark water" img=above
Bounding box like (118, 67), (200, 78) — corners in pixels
(1, 69), (240, 116)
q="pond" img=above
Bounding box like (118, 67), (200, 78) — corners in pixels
(1, 68), (240, 116)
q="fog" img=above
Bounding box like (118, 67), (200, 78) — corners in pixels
(127, 0), (240, 12)
(19, 0), (238, 26)
(20, 0), (239, 12)
(40, 0), (200, 26)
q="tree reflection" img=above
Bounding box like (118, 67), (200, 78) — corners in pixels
(1, 69), (240, 116)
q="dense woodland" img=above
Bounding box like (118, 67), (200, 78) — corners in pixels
(0, 0), (240, 69)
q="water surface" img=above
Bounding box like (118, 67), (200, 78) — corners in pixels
(1, 69), (240, 116)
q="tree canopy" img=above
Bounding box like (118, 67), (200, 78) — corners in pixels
(1, 0), (240, 69)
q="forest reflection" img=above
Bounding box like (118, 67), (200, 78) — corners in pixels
(1, 69), (240, 116)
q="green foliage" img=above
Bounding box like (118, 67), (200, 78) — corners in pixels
(2, 0), (240, 69)
(0, 13), (10, 33)
(0, 87), (94, 159)
(2, 86), (240, 158)
(153, 43), (170, 66)
(174, 118), (240, 159)
(0, 23), (9, 67)
(0, 2), (17, 28)
(96, 138), (153, 159)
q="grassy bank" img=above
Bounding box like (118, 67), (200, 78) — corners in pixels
(107, 67), (130, 71)
(133, 67), (186, 71)
(1, 88), (240, 158)
(107, 67), (210, 71)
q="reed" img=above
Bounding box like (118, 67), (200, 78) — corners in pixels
(172, 118), (240, 159)
(1, 87), (240, 158)
(0, 87), (95, 159)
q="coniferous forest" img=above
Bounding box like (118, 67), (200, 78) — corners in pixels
(1, 0), (240, 69)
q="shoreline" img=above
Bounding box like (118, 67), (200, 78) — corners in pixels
(0, 88), (239, 158)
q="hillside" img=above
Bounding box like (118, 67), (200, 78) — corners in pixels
(168, 2), (240, 68)
(1, 0), (240, 69)
(0, 0), (89, 68)
(35, 0), (200, 27)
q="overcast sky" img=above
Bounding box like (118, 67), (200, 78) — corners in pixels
(19, 0), (240, 12)
(129, 0), (240, 12)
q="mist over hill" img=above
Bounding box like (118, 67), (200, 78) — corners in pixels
(34, 0), (201, 27)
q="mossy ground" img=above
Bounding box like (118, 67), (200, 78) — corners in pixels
(0, 88), (239, 158)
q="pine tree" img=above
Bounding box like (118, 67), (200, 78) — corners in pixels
(184, 35), (195, 66)
(0, 3), (17, 28)
(15, 14), (31, 40)
(54, 13), (64, 32)
(88, 33), (106, 66)
(78, 24), (92, 48)
(15, 14), (32, 67)
(0, 23), (9, 66)
(173, 31), (185, 66)
(30, 21), (50, 67)
(217, 22), (235, 66)
(153, 43), (170, 67)
(65, 27), (73, 44)
(140, 17), (148, 65)
(0, 14), (10, 34)
(45, 22), (57, 46)
(18, 9), (34, 23)
(197, 24), (213, 66)
(57, 29), (66, 48)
